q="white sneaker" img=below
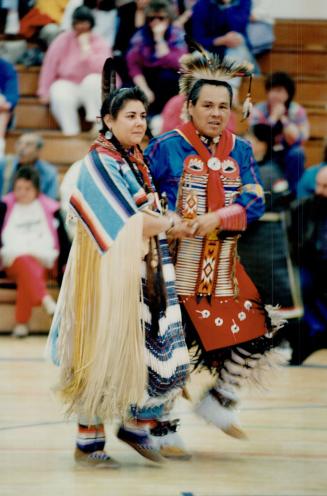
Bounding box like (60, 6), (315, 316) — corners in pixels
(42, 295), (56, 315)
(12, 324), (29, 338)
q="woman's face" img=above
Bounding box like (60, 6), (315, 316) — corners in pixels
(13, 178), (38, 204)
(73, 20), (92, 35)
(104, 100), (147, 148)
(267, 86), (289, 106)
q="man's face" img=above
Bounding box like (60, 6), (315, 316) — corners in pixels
(188, 84), (231, 138)
(15, 134), (41, 164)
(315, 167), (327, 198)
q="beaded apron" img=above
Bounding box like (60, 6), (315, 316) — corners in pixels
(174, 123), (267, 351)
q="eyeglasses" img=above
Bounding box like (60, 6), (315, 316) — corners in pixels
(147, 15), (168, 22)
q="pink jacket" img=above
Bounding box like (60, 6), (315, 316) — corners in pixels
(38, 30), (110, 99)
(2, 192), (60, 250)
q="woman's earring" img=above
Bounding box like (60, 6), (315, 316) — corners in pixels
(105, 129), (112, 139)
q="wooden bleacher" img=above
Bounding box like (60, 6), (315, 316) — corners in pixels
(1, 18), (327, 333)
(258, 19), (327, 78)
(0, 277), (59, 332)
(237, 18), (327, 168)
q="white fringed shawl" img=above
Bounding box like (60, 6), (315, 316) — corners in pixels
(48, 214), (147, 422)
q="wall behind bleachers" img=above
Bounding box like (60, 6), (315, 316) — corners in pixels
(271, 0), (327, 19)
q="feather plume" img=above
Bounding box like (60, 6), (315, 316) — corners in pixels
(185, 34), (209, 59)
(102, 57), (116, 101)
(179, 38), (253, 98)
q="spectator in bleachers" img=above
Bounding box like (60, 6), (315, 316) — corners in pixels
(289, 166), (327, 363)
(0, 132), (58, 199)
(16, 0), (70, 66)
(126, 0), (187, 116)
(0, 0), (20, 35)
(238, 124), (302, 319)
(250, 71), (310, 195)
(19, 0), (69, 43)
(0, 1), (26, 64)
(113, 0), (150, 85)
(247, 0), (275, 57)
(0, 57), (19, 159)
(297, 144), (327, 199)
(171, 0), (195, 33)
(37, 6), (110, 136)
(190, 0), (257, 98)
(61, 0), (118, 49)
(0, 167), (70, 338)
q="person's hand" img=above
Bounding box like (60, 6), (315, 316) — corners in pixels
(78, 32), (91, 55)
(39, 96), (49, 105)
(173, 9), (192, 28)
(168, 220), (195, 239)
(223, 31), (243, 48)
(143, 85), (155, 103)
(0, 94), (10, 111)
(165, 212), (194, 238)
(188, 212), (220, 237)
(152, 20), (169, 42)
(270, 102), (286, 122)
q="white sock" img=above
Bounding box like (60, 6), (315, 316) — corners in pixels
(42, 294), (56, 315)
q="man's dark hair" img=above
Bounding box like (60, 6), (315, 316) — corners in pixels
(187, 79), (233, 108)
(13, 166), (40, 192)
(265, 71), (296, 104)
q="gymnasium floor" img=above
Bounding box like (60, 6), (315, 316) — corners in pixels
(1, 336), (326, 496)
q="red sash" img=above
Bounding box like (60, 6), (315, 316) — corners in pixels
(176, 122), (234, 211)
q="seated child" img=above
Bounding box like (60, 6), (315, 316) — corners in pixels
(0, 166), (69, 337)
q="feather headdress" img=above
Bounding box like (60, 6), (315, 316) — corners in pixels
(179, 38), (253, 119)
(102, 57), (117, 102)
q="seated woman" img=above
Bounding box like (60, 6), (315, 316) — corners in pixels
(0, 167), (70, 338)
(126, 0), (188, 117)
(37, 6), (110, 135)
(113, 0), (150, 86)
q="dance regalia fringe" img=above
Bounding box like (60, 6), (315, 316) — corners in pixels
(45, 140), (189, 422)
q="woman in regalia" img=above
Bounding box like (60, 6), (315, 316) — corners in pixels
(46, 59), (190, 468)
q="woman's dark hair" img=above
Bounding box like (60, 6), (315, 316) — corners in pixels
(13, 166), (40, 192)
(145, 0), (174, 20)
(187, 79), (233, 108)
(72, 6), (95, 29)
(100, 86), (148, 132)
(265, 71), (296, 104)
